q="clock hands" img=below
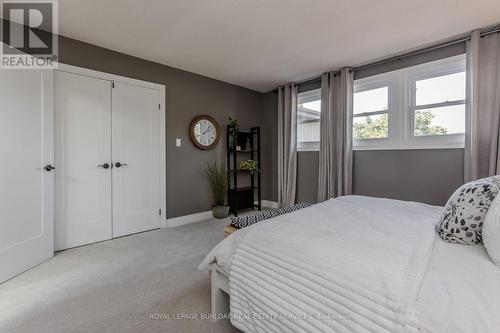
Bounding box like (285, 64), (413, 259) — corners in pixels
(202, 125), (213, 135)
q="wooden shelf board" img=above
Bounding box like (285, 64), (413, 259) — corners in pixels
(229, 149), (258, 153)
(229, 186), (259, 192)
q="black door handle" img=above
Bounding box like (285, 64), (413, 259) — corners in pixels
(44, 165), (55, 171)
(98, 163), (110, 169)
(115, 162), (128, 168)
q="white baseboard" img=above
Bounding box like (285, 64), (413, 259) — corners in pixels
(261, 200), (279, 209)
(162, 210), (213, 228)
(162, 200), (279, 229)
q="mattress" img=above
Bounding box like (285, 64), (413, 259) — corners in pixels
(200, 196), (500, 332)
(416, 237), (500, 332)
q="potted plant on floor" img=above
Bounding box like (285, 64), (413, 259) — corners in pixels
(204, 160), (229, 219)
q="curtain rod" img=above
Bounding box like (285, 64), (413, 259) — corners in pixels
(292, 25), (500, 89)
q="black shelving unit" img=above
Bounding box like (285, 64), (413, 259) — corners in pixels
(226, 125), (261, 216)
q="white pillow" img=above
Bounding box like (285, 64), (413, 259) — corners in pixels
(483, 193), (500, 266)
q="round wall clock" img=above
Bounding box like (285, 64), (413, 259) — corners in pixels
(189, 115), (220, 150)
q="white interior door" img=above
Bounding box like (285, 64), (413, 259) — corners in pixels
(112, 82), (161, 237)
(54, 71), (112, 251)
(0, 69), (54, 284)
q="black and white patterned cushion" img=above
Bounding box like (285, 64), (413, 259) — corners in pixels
(231, 202), (312, 229)
(437, 176), (500, 245)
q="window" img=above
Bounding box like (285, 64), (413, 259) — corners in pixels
(353, 54), (466, 150)
(411, 72), (466, 138)
(297, 88), (321, 151)
(353, 86), (389, 140)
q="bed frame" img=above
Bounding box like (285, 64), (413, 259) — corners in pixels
(210, 263), (230, 320)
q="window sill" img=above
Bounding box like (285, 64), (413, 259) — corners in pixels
(297, 142), (319, 152)
(297, 147), (319, 152)
(353, 143), (464, 151)
(298, 145), (464, 152)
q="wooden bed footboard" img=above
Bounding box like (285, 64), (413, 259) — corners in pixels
(210, 263), (230, 321)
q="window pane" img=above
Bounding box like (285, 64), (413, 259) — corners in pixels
(414, 105), (465, 136)
(416, 72), (465, 106)
(353, 113), (388, 139)
(297, 89), (321, 143)
(297, 122), (320, 142)
(353, 87), (388, 114)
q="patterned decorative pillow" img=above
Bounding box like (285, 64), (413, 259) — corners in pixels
(437, 176), (500, 245)
(231, 202), (312, 229)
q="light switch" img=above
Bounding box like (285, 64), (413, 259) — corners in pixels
(176, 138), (182, 147)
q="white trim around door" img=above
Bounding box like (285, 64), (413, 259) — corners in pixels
(55, 63), (167, 237)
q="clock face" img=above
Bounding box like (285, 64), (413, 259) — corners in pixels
(190, 116), (220, 150)
(195, 119), (216, 146)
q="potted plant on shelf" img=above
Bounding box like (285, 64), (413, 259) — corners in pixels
(239, 159), (258, 174)
(228, 116), (239, 129)
(204, 160), (229, 219)
(227, 116), (239, 149)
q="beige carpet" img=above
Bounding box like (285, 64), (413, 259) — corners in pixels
(0, 216), (241, 333)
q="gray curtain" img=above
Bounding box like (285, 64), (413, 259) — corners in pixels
(318, 68), (354, 202)
(465, 30), (500, 181)
(277, 84), (298, 207)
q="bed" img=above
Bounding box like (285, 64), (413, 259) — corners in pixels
(199, 195), (500, 332)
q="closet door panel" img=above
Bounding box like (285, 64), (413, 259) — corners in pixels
(54, 71), (112, 250)
(112, 83), (161, 237)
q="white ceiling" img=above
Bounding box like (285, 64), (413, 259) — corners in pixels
(57, 0), (500, 92)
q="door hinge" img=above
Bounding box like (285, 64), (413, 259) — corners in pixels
(112, 81), (115, 88)
(159, 209), (162, 215)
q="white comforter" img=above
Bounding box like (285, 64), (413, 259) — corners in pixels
(199, 196), (500, 332)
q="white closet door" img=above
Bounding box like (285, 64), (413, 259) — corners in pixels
(112, 82), (161, 237)
(0, 69), (54, 283)
(54, 71), (112, 251)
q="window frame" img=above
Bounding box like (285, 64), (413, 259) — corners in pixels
(353, 54), (467, 151)
(352, 72), (396, 150)
(297, 88), (321, 151)
(405, 55), (467, 149)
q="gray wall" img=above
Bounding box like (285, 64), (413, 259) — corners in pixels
(353, 149), (463, 205)
(354, 42), (466, 80)
(58, 36), (269, 218)
(263, 43), (467, 206)
(296, 152), (319, 203)
(295, 150), (463, 206)
(261, 92), (279, 202)
(4, 20), (467, 215)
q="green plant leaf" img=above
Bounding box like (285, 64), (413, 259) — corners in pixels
(204, 160), (228, 206)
